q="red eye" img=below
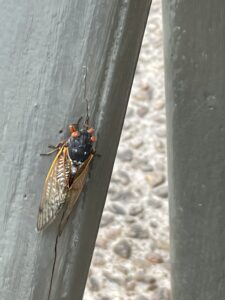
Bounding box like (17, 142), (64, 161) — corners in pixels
(69, 125), (76, 133)
(90, 136), (96, 142)
(87, 128), (95, 134)
(72, 131), (79, 138)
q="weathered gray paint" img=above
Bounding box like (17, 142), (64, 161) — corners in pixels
(163, 1), (225, 300)
(0, 1), (151, 300)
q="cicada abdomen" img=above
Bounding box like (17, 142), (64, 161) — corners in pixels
(37, 119), (96, 233)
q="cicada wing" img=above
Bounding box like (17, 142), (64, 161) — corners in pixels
(59, 154), (94, 234)
(37, 146), (71, 231)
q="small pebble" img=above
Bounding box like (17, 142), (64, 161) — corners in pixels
(125, 216), (136, 224)
(117, 149), (133, 162)
(88, 276), (100, 292)
(146, 253), (164, 264)
(109, 203), (126, 215)
(96, 237), (108, 249)
(106, 227), (122, 240)
(135, 271), (147, 282)
(155, 127), (167, 138)
(154, 140), (165, 153)
(153, 99), (165, 110)
(113, 239), (132, 259)
(153, 114), (166, 123)
(157, 239), (170, 251)
(154, 185), (168, 198)
(137, 106), (149, 117)
(129, 205), (144, 216)
(141, 81), (152, 93)
(131, 138), (144, 149)
(103, 271), (125, 285)
(100, 212), (114, 227)
(152, 287), (171, 300)
(128, 224), (149, 239)
(150, 220), (158, 228)
(126, 280), (136, 291)
(107, 185), (117, 195)
(135, 271), (157, 284)
(110, 190), (134, 202)
(117, 170), (131, 185)
(154, 161), (165, 171)
(148, 281), (158, 291)
(92, 252), (106, 266)
(133, 90), (149, 101)
(148, 198), (162, 209)
(141, 163), (154, 172)
(134, 296), (149, 300)
(145, 171), (165, 188)
(117, 265), (129, 275)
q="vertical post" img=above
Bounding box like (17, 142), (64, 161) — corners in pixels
(163, 1), (225, 300)
(0, 1), (151, 300)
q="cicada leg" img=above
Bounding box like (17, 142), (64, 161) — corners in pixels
(77, 116), (83, 129)
(91, 148), (101, 158)
(69, 117), (83, 132)
(40, 149), (59, 156)
(40, 141), (66, 156)
(47, 145), (59, 149)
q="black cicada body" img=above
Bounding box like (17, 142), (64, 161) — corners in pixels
(37, 119), (96, 233)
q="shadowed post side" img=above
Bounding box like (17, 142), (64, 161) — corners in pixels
(0, 1), (151, 299)
(163, 1), (225, 299)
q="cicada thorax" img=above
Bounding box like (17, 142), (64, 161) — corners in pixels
(68, 132), (92, 161)
(66, 127), (96, 186)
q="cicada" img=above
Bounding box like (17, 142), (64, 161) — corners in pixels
(37, 117), (96, 233)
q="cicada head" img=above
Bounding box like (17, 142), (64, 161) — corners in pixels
(68, 123), (96, 142)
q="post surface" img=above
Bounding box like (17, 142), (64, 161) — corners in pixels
(163, 1), (225, 299)
(0, 1), (151, 299)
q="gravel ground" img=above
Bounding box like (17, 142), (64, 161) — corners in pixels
(84, 1), (170, 299)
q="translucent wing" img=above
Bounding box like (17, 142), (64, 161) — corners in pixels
(37, 146), (71, 231)
(59, 153), (94, 234)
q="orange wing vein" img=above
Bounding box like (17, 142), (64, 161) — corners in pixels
(37, 145), (71, 231)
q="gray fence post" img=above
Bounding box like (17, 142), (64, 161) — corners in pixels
(163, 1), (225, 300)
(0, 1), (151, 300)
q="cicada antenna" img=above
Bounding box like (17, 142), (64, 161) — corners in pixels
(82, 66), (89, 127)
